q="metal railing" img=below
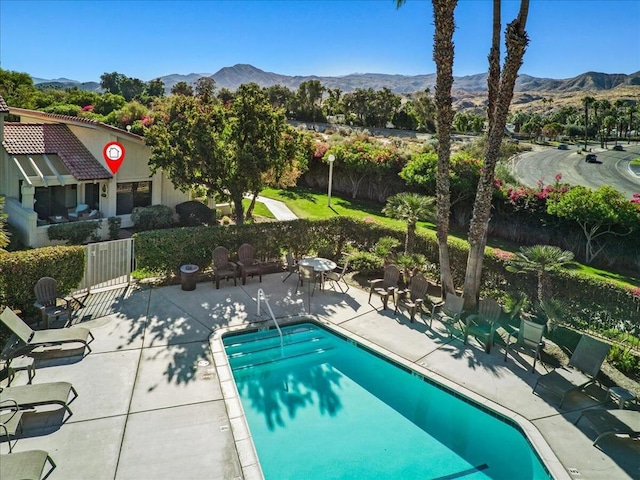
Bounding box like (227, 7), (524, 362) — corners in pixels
(257, 288), (283, 352)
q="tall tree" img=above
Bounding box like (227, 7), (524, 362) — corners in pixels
(398, 0), (458, 297)
(170, 81), (194, 96)
(195, 77), (216, 103)
(627, 104), (637, 143)
(100, 72), (125, 94)
(146, 78), (166, 98)
(296, 80), (324, 122)
(411, 88), (436, 132)
(462, 0), (530, 309)
(582, 95), (595, 149)
(0, 68), (37, 108)
(146, 83), (306, 225)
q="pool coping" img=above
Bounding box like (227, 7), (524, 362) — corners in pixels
(211, 315), (573, 480)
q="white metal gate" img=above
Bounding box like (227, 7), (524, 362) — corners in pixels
(77, 238), (135, 293)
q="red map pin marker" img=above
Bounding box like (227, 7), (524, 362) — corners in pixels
(103, 141), (126, 174)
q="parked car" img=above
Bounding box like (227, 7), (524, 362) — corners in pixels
(585, 153), (598, 163)
(613, 145), (624, 151)
(557, 144), (568, 150)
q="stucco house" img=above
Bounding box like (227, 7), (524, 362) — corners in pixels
(0, 94), (190, 248)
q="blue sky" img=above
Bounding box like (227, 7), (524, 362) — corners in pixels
(1, 0), (638, 82)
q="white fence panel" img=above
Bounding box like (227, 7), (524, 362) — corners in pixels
(77, 238), (134, 293)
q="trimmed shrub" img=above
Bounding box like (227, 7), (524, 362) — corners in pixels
(108, 216), (122, 240)
(175, 200), (215, 226)
(348, 251), (383, 275)
(47, 220), (101, 245)
(0, 245), (84, 315)
(131, 205), (174, 231)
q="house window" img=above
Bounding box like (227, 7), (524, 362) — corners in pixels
(33, 185), (77, 220)
(116, 181), (152, 215)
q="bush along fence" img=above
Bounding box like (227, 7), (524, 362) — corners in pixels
(132, 217), (640, 328)
(1, 217), (638, 348)
(0, 245), (84, 317)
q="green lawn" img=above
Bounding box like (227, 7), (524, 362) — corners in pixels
(260, 187), (437, 231)
(260, 187), (640, 289)
(241, 198), (275, 219)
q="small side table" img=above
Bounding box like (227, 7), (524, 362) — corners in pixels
(7, 356), (36, 386)
(608, 386), (637, 409)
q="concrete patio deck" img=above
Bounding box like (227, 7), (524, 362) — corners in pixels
(2, 273), (639, 480)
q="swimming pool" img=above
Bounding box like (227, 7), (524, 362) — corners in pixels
(223, 322), (552, 480)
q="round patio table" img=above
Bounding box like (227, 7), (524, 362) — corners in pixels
(298, 257), (337, 290)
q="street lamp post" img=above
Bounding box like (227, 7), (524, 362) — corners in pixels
(327, 154), (335, 207)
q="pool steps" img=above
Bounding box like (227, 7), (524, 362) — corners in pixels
(224, 325), (319, 354)
(230, 344), (335, 371)
(225, 326), (335, 370)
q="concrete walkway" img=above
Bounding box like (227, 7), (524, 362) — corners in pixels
(2, 275), (639, 479)
(245, 194), (298, 221)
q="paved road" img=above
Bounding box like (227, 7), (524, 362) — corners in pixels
(511, 143), (640, 199)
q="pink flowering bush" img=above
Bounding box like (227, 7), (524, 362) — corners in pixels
(491, 248), (515, 261)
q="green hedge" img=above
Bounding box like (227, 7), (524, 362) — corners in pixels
(0, 246), (85, 315)
(134, 217), (640, 331)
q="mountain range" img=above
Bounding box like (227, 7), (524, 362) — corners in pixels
(32, 64), (640, 95)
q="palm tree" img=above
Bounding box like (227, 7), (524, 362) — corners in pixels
(627, 104), (637, 143)
(582, 96), (595, 149)
(382, 193), (436, 255)
(397, 0), (457, 297)
(506, 245), (574, 306)
(462, 0), (530, 310)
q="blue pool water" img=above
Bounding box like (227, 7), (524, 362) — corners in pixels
(223, 323), (552, 480)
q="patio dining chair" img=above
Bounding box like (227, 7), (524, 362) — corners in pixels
(237, 243), (263, 285)
(33, 277), (73, 328)
(212, 246), (237, 289)
(394, 274), (430, 323)
(533, 334), (611, 408)
(504, 318), (546, 372)
(324, 257), (350, 293)
(296, 264), (317, 312)
(368, 264), (400, 310)
(430, 294), (464, 336)
(463, 297), (502, 353)
(282, 252), (299, 283)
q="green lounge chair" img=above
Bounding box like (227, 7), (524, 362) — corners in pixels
(0, 450), (56, 480)
(504, 318), (546, 372)
(0, 307), (93, 359)
(0, 381), (78, 418)
(464, 297), (502, 353)
(533, 334), (610, 408)
(575, 408), (640, 446)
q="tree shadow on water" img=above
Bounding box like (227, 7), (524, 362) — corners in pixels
(236, 362), (344, 431)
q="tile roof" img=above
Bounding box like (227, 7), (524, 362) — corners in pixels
(0, 94), (9, 113)
(9, 107), (144, 142)
(3, 123), (112, 181)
